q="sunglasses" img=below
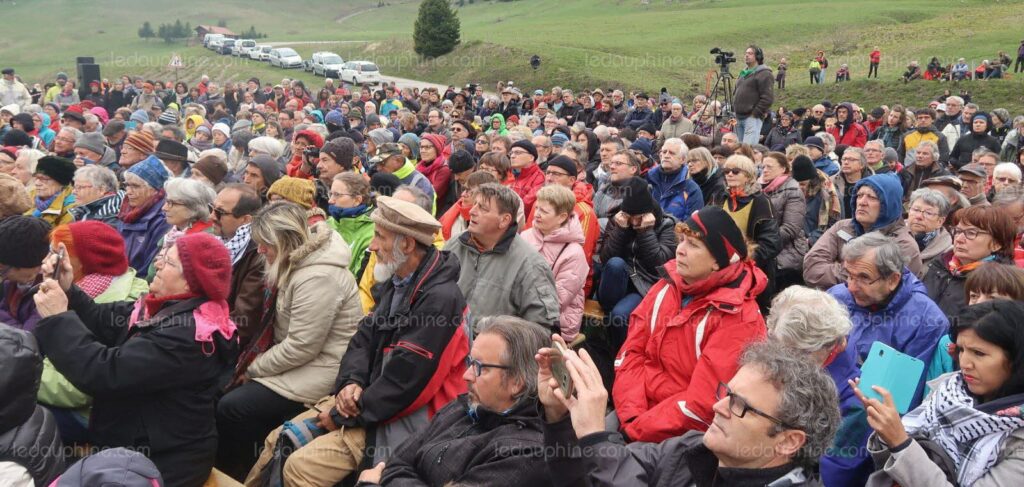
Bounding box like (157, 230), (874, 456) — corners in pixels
(724, 167), (744, 175)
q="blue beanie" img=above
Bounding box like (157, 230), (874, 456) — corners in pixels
(325, 109), (345, 127)
(127, 155), (170, 190)
(130, 109), (149, 126)
(550, 132), (570, 148)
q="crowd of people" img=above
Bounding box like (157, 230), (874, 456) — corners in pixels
(2, 42), (1024, 487)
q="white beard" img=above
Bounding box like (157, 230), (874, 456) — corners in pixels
(373, 242), (409, 282)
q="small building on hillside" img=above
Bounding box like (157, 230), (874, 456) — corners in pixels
(194, 25), (238, 39)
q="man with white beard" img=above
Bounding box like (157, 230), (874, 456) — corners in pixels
(244, 195), (471, 486)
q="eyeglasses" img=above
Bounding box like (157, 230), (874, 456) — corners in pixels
(212, 206), (237, 219)
(464, 356), (509, 377)
(508, 149), (530, 157)
(715, 382), (798, 430)
(838, 267), (886, 286)
(73, 183), (95, 191)
(545, 170), (571, 178)
(908, 206), (940, 219)
(164, 199), (185, 208)
(952, 227), (990, 240)
(723, 167), (744, 175)
(329, 192), (354, 199)
(994, 176), (1020, 184)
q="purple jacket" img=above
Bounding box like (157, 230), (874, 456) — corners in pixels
(0, 281), (42, 331)
(117, 196), (171, 278)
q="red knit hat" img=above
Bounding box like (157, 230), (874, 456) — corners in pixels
(175, 233), (232, 301)
(294, 129), (324, 149)
(67, 221), (128, 276)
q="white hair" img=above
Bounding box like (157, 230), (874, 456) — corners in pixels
(74, 165), (118, 193)
(164, 177), (216, 222)
(994, 162), (1022, 181)
(767, 286), (851, 353)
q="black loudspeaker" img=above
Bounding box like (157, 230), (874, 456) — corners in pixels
(76, 57), (95, 65)
(77, 63), (101, 100)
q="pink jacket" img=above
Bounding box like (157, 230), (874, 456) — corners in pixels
(521, 216), (588, 341)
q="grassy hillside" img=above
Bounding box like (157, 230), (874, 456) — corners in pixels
(3, 0), (1023, 111)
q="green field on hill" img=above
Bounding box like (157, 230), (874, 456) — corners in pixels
(3, 0), (1023, 111)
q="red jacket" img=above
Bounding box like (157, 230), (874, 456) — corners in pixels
(827, 122), (868, 148)
(613, 259), (767, 443)
(510, 163), (545, 217)
(870, 50), (881, 63)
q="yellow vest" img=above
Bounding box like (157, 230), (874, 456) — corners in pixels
(722, 201), (753, 241)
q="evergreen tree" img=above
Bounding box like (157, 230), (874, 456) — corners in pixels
(413, 0), (461, 58)
(138, 21), (155, 40)
(173, 19), (184, 38)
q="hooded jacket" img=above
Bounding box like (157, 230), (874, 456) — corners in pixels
(333, 246), (469, 458)
(613, 259), (768, 442)
(803, 173), (924, 289)
(510, 162), (545, 218)
(249, 223), (362, 404)
(326, 206), (375, 278)
(732, 64), (775, 119)
(521, 216), (589, 341)
(33, 287), (236, 485)
(949, 117), (1001, 169)
(0, 325), (64, 486)
(378, 395), (549, 486)
(646, 165), (704, 222)
(690, 165), (727, 207)
(823, 270), (949, 485)
(827, 103), (869, 148)
(445, 225), (561, 331)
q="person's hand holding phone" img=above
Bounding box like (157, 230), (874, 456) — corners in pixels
(536, 335), (570, 423)
(40, 244), (73, 292)
(849, 378), (909, 448)
(538, 335), (609, 439)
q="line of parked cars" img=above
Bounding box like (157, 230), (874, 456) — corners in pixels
(202, 33), (383, 85)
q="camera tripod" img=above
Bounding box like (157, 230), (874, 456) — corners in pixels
(695, 64), (736, 125)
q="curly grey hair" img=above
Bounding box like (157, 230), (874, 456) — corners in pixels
(740, 341), (841, 469)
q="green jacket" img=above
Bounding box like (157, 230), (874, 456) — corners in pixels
(37, 269), (149, 411)
(326, 209), (375, 278)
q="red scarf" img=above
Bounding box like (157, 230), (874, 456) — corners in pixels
(726, 187), (752, 211)
(676, 258), (747, 297)
(143, 292), (200, 319)
(118, 190), (165, 224)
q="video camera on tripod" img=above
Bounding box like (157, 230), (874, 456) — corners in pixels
(710, 47), (736, 70)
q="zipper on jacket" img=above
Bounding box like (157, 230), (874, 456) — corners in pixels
(435, 422), (477, 465)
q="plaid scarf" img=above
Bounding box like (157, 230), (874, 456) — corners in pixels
(77, 274), (116, 299)
(903, 373), (1024, 486)
(223, 223), (252, 265)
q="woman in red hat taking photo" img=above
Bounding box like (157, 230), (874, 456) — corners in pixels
(32, 232), (239, 487)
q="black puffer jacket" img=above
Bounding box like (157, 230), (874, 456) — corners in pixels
(376, 395), (549, 486)
(600, 214), (678, 295)
(0, 324), (65, 485)
(712, 191), (782, 308)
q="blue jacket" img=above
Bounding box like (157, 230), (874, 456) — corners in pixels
(851, 173), (903, 236)
(823, 269), (948, 487)
(623, 107), (654, 129)
(814, 155), (839, 176)
(118, 197), (172, 278)
(646, 165), (704, 221)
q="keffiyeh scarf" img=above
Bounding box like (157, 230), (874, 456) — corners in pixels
(902, 373), (1024, 486)
(223, 223), (252, 265)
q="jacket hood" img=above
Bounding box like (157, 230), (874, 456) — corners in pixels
(291, 221), (352, 270)
(852, 173), (903, 234)
(0, 324), (42, 432)
(581, 129), (600, 162)
(648, 163), (690, 188)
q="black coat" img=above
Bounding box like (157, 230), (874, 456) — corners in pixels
(921, 252), (1013, 320)
(600, 215), (678, 295)
(377, 395), (550, 486)
(711, 191), (782, 308)
(691, 167), (727, 207)
(0, 325), (65, 486)
(949, 132), (1001, 169)
(33, 288), (237, 487)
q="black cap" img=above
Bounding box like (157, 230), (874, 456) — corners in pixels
(546, 155), (578, 178)
(1, 68), (14, 75)
(791, 155), (817, 182)
(153, 139), (189, 163)
(448, 149), (476, 174)
(0, 216), (51, 268)
(619, 177), (659, 216)
(683, 206), (748, 269)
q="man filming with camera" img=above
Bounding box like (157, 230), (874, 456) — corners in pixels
(734, 45), (775, 145)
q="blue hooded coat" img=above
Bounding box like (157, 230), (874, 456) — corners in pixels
(850, 173), (903, 236)
(822, 269), (948, 487)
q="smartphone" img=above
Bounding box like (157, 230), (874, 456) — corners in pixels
(25, 248), (63, 298)
(549, 340), (574, 399)
(858, 342), (925, 414)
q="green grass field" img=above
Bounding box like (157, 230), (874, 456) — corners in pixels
(3, 0), (1023, 111)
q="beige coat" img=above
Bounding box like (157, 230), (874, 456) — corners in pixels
(865, 429), (1024, 487)
(249, 223), (363, 404)
(802, 218), (924, 290)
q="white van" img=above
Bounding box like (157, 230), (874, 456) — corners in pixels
(204, 34), (225, 49)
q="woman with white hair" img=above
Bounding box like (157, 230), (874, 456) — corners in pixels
(145, 178), (217, 280)
(69, 164), (123, 225)
(713, 154), (782, 309)
(992, 162), (1022, 196)
(248, 136), (285, 164)
(907, 188), (954, 268)
(765, 285), (865, 487)
(13, 148), (46, 188)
